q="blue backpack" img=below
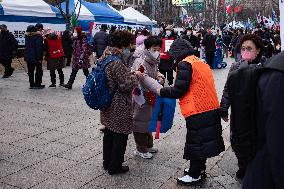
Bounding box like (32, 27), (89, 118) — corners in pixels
(82, 55), (121, 110)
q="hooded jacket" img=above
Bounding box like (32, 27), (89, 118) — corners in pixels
(24, 32), (43, 64)
(160, 39), (224, 160)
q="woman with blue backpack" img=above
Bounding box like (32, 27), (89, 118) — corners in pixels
(99, 30), (139, 175)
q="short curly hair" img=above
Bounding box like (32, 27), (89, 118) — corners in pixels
(240, 34), (264, 59)
(110, 30), (135, 49)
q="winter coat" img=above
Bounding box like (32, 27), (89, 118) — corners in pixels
(160, 61), (225, 160)
(243, 52), (284, 189)
(100, 47), (138, 135)
(202, 33), (216, 53)
(182, 34), (200, 57)
(61, 33), (73, 57)
(232, 34), (243, 54)
(44, 33), (65, 70)
(132, 49), (164, 133)
(220, 57), (266, 158)
(0, 31), (18, 61)
(24, 32), (44, 64)
(222, 34), (231, 47)
(93, 31), (109, 58)
(72, 35), (91, 70)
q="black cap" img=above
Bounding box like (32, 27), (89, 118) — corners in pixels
(26, 25), (37, 33)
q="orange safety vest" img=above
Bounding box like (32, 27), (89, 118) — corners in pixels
(179, 55), (219, 118)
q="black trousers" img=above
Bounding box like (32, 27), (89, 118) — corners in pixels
(205, 51), (215, 68)
(188, 159), (207, 179)
(67, 69), (89, 86)
(133, 132), (153, 153)
(27, 62), (43, 87)
(103, 128), (128, 173)
(65, 56), (72, 66)
(50, 69), (64, 85)
(0, 58), (13, 75)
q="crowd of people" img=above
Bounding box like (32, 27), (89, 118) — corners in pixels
(0, 22), (283, 188)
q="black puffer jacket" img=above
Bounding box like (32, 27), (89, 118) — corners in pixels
(243, 51), (284, 189)
(220, 57), (266, 158)
(24, 32), (43, 64)
(0, 31), (18, 60)
(160, 39), (225, 160)
(201, 33), (216, 52)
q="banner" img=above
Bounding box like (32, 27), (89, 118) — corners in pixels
(0, 21), (65, 45)
(172, 0), (193, 6)
(90, 22), (148, 36)
(280, 0), (284, 51)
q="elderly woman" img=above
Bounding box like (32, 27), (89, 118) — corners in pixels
(220, 34), (266, 179)
(100, 30), (138, 175)
(132, 36), (164, 159)
(63, 26), (91, 89)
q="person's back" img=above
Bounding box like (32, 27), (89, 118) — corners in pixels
(0, 30), (17, 60)
(202, 33), (216, 52)
(222, 34), (231, 47)
(243, 51), (284, 189)
(93, 30), (109, 58)
(24, 31), (43, 63)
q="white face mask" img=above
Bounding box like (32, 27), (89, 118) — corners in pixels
(73, 32), (78, 37)
(150, 51), (160, 59)
(166, 31), (171, 36)
(187, 31), (192, 36)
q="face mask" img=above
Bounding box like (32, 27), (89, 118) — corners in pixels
(241, 51), (257, 62)
(123, 48), (130, 57)
(73, 32), (78, 37)
(187, 31), (192, 36)
(150, 50), (160, 59)
(166, 31), (171, 37)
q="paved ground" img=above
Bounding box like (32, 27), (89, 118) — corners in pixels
(0, 58), (242, 189)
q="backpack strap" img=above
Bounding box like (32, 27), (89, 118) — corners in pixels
(99, 55), (121, 70)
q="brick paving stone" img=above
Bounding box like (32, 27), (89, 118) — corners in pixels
(1, 167), (54, 189)
(0, 182), (20, 189)
(34, 141), (75, 156)
(6, 150), (51, 167)
(30, 176), (82, 189)
(0, 160), (26, 179)
(30, 156), (78, 175)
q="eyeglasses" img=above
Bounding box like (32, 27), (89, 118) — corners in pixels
(241, 46), (255, 52)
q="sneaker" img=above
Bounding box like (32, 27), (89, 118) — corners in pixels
(108, 165), (129, 175)
(134, 150), (153, 159)
(184, 168), (206, 178)
(59, 83), (64, 87)
(49, 84), (56, 88)
(176, 175), (201, 186)
(147, 148), (158, 153)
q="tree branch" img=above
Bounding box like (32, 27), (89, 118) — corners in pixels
(75, 0), (82, 21)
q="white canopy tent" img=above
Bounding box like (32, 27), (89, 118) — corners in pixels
(0, 0), (65, 45)
(120, 7), (155, 26)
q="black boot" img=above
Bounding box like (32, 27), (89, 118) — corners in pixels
(64, 69), (77, 89)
